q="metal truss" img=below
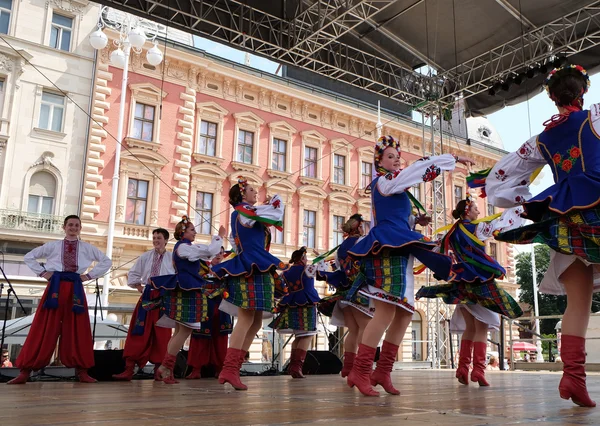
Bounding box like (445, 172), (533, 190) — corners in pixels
(97, 0), (436, 106)
(439, 1), (600, 103)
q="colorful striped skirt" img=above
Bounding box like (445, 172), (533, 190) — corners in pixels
(160, 289), (209, 328)
(415, 279), (523, 319)
(222, 270), (285, 313)
(269, 305), (318, 335)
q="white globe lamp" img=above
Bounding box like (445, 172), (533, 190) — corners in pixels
(110, 48), (127, 68)
(89, 29), (108, 50)
(128, 26), (147, 49)
(146, 44), (163, 66)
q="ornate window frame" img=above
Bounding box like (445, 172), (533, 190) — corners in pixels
(116, 148), (169, 228)
(231, 111), (264, 173)
(297, 185), (327, 250)
(300, 129), (326, 186)
(267, 120), (296, 179)
(327, 192), (355, 249)
(125, 82), (167, 150)
(22, 156), (63, 214)
(189, 163), (228, 241)
(265, 178), (297, 256)
(193, 101), (229, 166)
(357, 146), (374, 197)
(329, 138), (352, 193)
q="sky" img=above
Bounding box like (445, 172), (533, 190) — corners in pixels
(193, 36), (598, 253)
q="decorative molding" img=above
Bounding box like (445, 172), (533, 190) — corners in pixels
(192, 153), (224, 166)
(299, 176), (324, 187)
(266, 169), (291, 180)
(46, 0), (89, 15)
(30, 151), (57, 170)
(328, 182), (352, 193)
(0, 53), (13, 73)
(231, 161), (260, 173)
(124, 137), (160, 152)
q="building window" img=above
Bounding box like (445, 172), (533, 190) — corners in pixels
(132, 103), (155, 142)
(49, 13), (73, 52)
(412, 185), (422, 202)
(38, 91), (65, 132)
(27, 172), (56, 215)
(125, 178), (148, 225)
(361, 161), (372, 189)
(489, 242), (497, 259)
(270, 226), (284, 244)
(237, 129), (254, 164)
(304, 147), (317, 178)
(333, 154), (346, 185)
(454, 185), (463, 205)
(332, 215), (345, 246)
(487, 203), (495, 216)
(303, 210), (316, 248)
(194, 191), (213, 235)
(197, 120), (217, 156)
(0, 0), (12, 35)
(272, 138), (287, 172)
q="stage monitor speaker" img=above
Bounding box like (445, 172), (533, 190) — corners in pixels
(302, 351), (342, 375)
(88, 350), (125, 381)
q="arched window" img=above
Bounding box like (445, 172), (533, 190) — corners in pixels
(27, 171), (56, 215)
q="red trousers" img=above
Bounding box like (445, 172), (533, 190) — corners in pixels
(16, 281), (94, 370)
(187, 304), (228, 372)
(123, 291), (171, 367)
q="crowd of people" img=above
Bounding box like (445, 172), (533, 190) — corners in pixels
(3, 64), (600, 408)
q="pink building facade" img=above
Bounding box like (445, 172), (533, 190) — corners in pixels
(81, 33), (516, 362)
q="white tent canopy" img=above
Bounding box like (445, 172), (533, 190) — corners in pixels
(2, 314), (129, 345)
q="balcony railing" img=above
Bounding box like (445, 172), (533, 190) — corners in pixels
(0, 209), (64, 234)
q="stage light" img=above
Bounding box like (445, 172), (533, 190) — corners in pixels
(526, 67), (536, 78)
(514, 73), (525, 85)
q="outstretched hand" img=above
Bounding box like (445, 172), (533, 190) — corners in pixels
(416, 214), (432, 227)
(218, 225), (227, 239)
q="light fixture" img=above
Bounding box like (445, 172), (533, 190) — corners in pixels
(128, 26), (147, 49)
(110, 48), (126, 68)
(146, 44), (163, 66)
(89, 29), (108, 50)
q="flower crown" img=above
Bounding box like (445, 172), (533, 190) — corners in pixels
(374, 135), (401, 171)
(237, 176), (248, 193)
(180, 215), (189, 225)
(544, 64), (590, 95)
(464, 193), (474, 216)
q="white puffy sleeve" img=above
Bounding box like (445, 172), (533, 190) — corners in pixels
(177, 236), (223, 262)
(23, 242), (53, 276)
(486, 136), (547, 208)
(377, 154), (457, 196)
(238, 195), (285, 226)
(127, 252), (148, 287)
(474, 206), (526, 241)
(85, 244), (112, 279)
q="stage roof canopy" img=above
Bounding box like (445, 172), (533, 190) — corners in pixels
(95, 0), (600, 115)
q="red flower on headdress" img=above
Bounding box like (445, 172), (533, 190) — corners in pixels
(570, 147), (581, 158)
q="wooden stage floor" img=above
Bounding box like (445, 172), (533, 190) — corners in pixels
(2, 370), (600, 425)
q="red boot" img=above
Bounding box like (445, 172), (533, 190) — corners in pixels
(112, 359), (136, 381)
(347, 343), (379, 397)
(186, 367), (201, 380)
(7, 369), (31, 385)
(289, 349), (307, 379)
(153, 363), (162, 381)
(456, 339), (473, 385)
(471, 342), (490, 387)
(559, 335), (596, 407)
(341, 352), (356, 378)
(158, 353), (179, 384)
(77, 369), (97, 383)
(218, 348), (248, 390)
(370, 340), (400, 395)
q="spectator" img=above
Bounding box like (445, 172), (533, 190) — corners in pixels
(2, 350), (13, 368)
(486, 356), (500, 371)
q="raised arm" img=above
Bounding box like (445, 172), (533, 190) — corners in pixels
(475, 207), (526, 241)
(238, 194), (285, 227)
(486, 136), (547, 208)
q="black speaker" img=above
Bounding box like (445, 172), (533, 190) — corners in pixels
(302, 351), (342, 375)
(88, 350), (125, 381)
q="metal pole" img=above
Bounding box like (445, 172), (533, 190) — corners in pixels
(101, 40), (131, 307)
(530, 244), (544, 361)
(499, 317), (505, 370)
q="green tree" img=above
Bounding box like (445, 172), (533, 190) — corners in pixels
(515, 245), (564, 335)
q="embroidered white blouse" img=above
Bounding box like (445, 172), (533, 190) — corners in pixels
(127, 249), (175, 288)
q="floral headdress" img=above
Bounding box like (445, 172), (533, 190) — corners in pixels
(374, 135), (401, 176)
(544, 64), (590, 96)
(463, 193), (474, 216)
(180, 215), (189, 225)
(237, 176), (248, 193)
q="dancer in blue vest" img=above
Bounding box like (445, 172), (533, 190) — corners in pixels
(151, 216), (225, 384)
(212, 177), (287, 390)
(479, 65), (600, 407)
(346, 135), (473, 396)
(416, 195), (524, 387)
(317, 214), (374, 378)
(270, 247), (321, 378)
